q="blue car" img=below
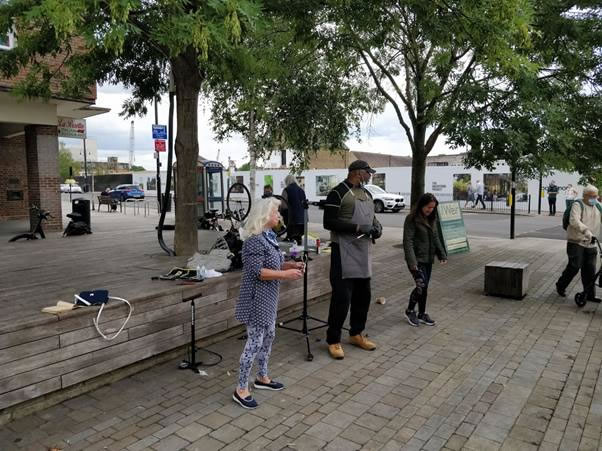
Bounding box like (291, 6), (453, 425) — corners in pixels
(110, 184), (145, 201)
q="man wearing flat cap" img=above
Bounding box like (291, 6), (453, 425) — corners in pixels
(323, 160), (383, 359)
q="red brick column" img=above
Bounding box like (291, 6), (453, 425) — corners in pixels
(0, 134), (29, 220)
(25, 125), (62, 231)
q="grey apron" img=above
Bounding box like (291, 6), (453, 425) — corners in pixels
(338, 193), (375, 279)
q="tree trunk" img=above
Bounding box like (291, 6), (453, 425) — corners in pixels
(410, 152), (427, 207)
(172, 52), (203, 256)
(410, 122), (428, 207)
(248, 110), (257, 200)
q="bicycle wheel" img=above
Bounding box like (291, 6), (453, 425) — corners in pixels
(226, 183), (251, 222)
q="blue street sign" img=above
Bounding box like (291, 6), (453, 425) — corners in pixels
(152, 124), (167, 140)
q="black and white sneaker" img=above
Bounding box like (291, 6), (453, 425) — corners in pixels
(418, 313), (436, 326)
(405, 310), (419, 327)
(254, 379), (285, 391)
(232, 391), (258, 409)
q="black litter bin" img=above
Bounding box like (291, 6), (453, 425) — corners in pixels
(72, 198), (91, 228)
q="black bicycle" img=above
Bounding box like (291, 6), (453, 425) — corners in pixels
(9, 205), (52, 242)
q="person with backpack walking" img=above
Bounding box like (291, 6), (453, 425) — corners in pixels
(403, 193), (448, 327)
(556, 185), (602, 302)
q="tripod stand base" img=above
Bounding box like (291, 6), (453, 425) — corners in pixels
(179, 360), (201, 372)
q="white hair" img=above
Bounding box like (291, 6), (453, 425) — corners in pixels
(240, 197), (281, 239)
(284, 174), (298, 186)
(583, 184), (598, 195)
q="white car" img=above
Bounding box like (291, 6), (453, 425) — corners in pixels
(365, 184), (405, 213)
(60, 183), (83, 193)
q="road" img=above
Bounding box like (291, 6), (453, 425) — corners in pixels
(307, 206), (566, 240)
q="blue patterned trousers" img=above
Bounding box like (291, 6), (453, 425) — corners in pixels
(238, 322), (276, 390)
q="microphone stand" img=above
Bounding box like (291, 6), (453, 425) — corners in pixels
(278, 199), (328, 361)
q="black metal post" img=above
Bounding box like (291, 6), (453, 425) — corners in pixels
(157, 70), (176, 256)
(510, 170), (516, 239)
(528, 194), (531, 214)
(155, 98), (162, 212)
(538, 173), (542, 215)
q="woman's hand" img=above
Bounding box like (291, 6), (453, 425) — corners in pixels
(282, 269), (303, 280)
(283, 261), (305, 271)
(410, 264), (418, 271)
(440, 259), (448, 265)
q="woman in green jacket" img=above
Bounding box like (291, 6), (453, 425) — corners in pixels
(402, 193), (448, 327)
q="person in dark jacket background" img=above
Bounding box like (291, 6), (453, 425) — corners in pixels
(547, 180), (559, 216)
(281, 174), (307, 244)
(402, 193), (448, 327)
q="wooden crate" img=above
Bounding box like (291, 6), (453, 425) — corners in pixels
(484, 261), (529, 299)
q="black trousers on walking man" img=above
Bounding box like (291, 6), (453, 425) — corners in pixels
(557, 243), (597, 300)
(326, 243), (371, 345)
(475, 194), (486, 209)
(548, 197), (557, 215)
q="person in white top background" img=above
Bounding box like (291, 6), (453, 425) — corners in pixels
(474, 180), (486, 209)
(556, 185), (602, 302)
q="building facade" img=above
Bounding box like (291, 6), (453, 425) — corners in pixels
(0, 38), (108, 229)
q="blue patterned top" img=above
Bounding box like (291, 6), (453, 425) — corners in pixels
(235, 232), (284, 326)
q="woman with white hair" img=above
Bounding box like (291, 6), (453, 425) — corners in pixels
(233, 197), (304, 409)
(281, 174), (307, 244)
(556, 184), (602, 302)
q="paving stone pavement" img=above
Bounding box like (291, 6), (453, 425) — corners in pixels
(3, 231), (602, 451)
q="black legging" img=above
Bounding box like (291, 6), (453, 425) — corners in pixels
(407, 263), (433, 315)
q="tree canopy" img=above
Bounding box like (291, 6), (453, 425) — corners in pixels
(0, 0), (261, 255)
(323, 0), (536, 205)
(450, 3), (602, 181)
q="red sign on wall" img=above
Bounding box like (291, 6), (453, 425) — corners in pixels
(154, 139), (166, 152)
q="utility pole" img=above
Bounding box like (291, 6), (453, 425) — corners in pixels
(537, 172), (542, 215)
(155, 98), (162, 211)
(510, 169), (516, 239)
(128, 120), (135, 169)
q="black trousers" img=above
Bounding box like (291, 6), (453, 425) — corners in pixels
(548, 198), (557, 215)
(557, 242), (597, 299)
(407, 263), (433, 315)
(326, 243), (371, 344)
(475, 194), (486, 209)
(286, 223), (305, 245)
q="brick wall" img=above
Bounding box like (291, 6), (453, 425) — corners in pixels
(0, 37), (96, 102)
(24, 125), (62, 231)
(0, 134), (29, 220)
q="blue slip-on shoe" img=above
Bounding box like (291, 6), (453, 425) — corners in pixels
(232, 391), (258, 409)
(253, 379), (285, 391)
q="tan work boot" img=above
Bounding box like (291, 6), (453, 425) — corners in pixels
(349, 334), (376, 351)
(328, 343), (345, 360)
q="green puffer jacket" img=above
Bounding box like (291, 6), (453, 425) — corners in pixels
(403, 214), (447, 268)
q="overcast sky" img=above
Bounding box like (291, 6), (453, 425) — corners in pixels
(67, 84), (461, 170)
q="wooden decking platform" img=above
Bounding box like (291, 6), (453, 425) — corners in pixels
(0, 203), (332, 416)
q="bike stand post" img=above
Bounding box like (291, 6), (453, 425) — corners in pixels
(179, 292), (202, 373)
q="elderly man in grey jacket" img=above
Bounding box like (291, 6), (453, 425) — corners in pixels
(556, 185), (602, 302)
